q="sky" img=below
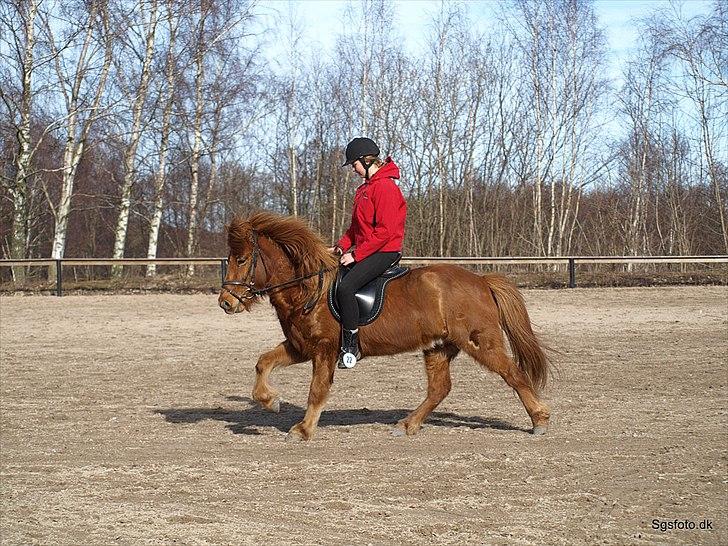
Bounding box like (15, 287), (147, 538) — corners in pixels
(256, 0), (716, 88)
(593, 0), (714, 84)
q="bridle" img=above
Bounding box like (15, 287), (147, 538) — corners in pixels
(221, 230), (334, 313)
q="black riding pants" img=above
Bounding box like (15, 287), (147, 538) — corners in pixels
(337, 251), (400, 331)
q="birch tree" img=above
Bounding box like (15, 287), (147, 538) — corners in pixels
(111, 0), (159, 276)
(181, 0), (256, 274)
(0, 0), (41, 280)
(506, 0), (607, 256)
(43, 1), (113, 271)
(281, 2), (303, 216)
(146, 0), (179, 276)
(425, 4), (460, 256)
(649, 1), (728, 252)
(182, 3), (208, 274)
(338, 0), (395, 137)
(333, 0), (397, 154)
(620, 48), (664, 258)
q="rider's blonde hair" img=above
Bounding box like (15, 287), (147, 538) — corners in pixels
(362, 155), (384, 168)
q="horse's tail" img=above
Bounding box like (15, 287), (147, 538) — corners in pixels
(484, 275), (551, 393)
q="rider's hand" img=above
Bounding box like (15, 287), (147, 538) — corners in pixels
(340, 252), (355, 266)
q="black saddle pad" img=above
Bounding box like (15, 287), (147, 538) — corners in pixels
(328, 262), (410, 326)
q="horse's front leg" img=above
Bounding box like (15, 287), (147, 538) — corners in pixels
(288, 346), (337, 441)
(252, 340), (306, 413)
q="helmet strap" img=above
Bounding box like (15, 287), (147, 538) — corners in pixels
(357, 157), (374, 180)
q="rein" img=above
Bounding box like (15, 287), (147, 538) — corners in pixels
(221, 230), (335, 313)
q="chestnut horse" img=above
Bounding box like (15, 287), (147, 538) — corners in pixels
(218, 212), (551, 440)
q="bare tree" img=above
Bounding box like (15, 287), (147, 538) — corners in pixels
(146, 0), (179, 276)
(648, 1), (728, 252)
(177, 1), (256, 273)
(282, 2), (303, 217)
(620, 44), (664, 259)
(43, 1), (113, 273)
(1, 0), (724, 275)
(182, 2), (208, 274)
(0, 0), (41, 280)
(505, 0), (608, 256)
(111, 0), (159, 275)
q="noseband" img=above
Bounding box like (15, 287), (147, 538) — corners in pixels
(221, 230), (333, 313)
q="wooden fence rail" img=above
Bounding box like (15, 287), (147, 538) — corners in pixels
(1, 256), (726, 296)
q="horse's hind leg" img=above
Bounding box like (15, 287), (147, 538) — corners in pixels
(463, 335), (550, 434)
(393, 343), (460, 436)
(252, 340), (306, 412)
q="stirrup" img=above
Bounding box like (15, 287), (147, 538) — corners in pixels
(337, 350), (359, 369)
(337, 328), (360, 369)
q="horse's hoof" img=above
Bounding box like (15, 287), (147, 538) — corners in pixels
(256, 395), (281, 413)
(392, 420), (420, 436)
(390, 426), (406, 437)
(532, 425), (548, 436)
(287, 423), (310, 441)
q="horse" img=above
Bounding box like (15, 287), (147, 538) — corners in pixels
(218, 211), (552, 441)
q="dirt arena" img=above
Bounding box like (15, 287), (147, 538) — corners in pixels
(1, 285), (726, 544)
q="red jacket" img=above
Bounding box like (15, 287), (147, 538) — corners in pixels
(337, 158), (407, 261)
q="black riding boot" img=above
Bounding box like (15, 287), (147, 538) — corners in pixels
(337, 328), (361, 369)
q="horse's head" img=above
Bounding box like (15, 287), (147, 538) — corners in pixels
(218, 217), (268, 314)
(218, 211), (339, 315)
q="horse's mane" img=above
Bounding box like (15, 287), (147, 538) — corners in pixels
(227, 211), (338, 301)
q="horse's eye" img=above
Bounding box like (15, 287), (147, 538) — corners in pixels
(236, 256), (249, 266)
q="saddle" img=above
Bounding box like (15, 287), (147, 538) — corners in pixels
(328, 257), (409, 326)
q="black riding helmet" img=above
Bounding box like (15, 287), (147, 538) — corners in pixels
(342, 137), (380, 166)
(342, 137), (380, 179)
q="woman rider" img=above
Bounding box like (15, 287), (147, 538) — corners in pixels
(330, 137), (407, 369)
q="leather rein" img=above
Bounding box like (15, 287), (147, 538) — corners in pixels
(221, 230), (334, 314)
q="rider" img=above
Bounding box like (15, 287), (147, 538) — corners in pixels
(330, 137), (407, 369)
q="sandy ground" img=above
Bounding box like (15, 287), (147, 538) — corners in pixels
(1, 286), (726, 545)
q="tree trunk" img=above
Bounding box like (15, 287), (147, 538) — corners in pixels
(112, 0), (158, 276)
(147, 2), (178, 276)
(8, 0), (40, 282)
(289, 146), (298, 216)
(186, 18), (206, 276)
(51, 140), (83, 262)
(49, 1), (112, 276)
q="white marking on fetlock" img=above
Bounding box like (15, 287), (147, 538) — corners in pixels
(423, 338), (445, 350)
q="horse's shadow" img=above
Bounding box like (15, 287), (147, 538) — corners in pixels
(155, 396), (529, 435)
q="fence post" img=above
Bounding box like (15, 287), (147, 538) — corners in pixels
(56, 259), (63, 296)
(568, 258), (576, 288)
(220, 258), (227, 286)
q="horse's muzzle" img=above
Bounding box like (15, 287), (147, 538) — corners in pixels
(218, 293), (241, 314)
